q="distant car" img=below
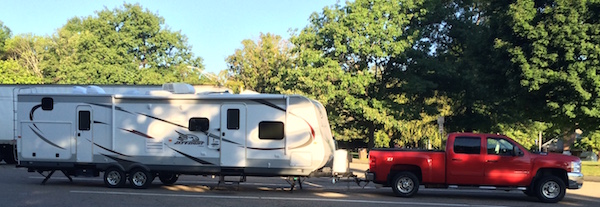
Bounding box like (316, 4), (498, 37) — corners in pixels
(579, 151), (598, 161)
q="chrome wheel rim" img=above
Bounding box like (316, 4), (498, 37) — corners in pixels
(542, 181), (560, 199)
(397, 177), (414, 193)
(132, 172), (147, 186)
(106, 171), (121, 186)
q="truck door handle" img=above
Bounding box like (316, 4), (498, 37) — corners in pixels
(487, 160), (498, 163)
(451, 158), (462, 162)
(222, 132), (225, 136)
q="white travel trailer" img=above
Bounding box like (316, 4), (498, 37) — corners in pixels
(1, 84), (171, 164)
(16, 84), (343, 189)
(1, 84), (227, 164)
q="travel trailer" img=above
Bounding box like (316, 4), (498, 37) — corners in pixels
(16, 83), (346, 189)
(1, 84), (170, 164)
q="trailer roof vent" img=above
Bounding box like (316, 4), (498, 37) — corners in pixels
(86, 85), (106, 94)
(72, 86), (87, 94)
(162, 83), (195, 94)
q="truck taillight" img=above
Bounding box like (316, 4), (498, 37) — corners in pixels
(369, 156), (376, 168)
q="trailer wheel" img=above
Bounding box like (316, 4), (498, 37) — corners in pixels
(391, 172), (419, 197)
(534, 175), (566, 203)
(129, 168), (154, 189)
(104, 168), (126, 188)
(158, 173), (179, 185)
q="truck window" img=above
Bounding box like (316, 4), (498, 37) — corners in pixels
(486, 137), (514, 155)
(454, 136), (480, 154)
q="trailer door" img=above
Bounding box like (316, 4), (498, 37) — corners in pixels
(76, 105), (93, 163)
(220, 104), (246, 167)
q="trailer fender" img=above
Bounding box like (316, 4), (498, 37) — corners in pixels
(125, 163), (150, 173)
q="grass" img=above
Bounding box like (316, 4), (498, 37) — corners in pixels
(583, 161), (600, 177)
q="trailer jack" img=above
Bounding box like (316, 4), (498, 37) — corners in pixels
(38, 170), (73, 185)
(216, 174), (246, 190)
(285, 176), (306, 192)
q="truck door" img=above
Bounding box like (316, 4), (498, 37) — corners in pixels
(446, 136), (485, 185)
(220, 104), (247, 167)
(76, 105), (93, 163)
(484, 137), (531, 186)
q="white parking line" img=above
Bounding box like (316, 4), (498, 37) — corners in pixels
(70, 190), (509, 207)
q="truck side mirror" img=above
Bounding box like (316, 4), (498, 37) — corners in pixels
(512, 146), (524, 156)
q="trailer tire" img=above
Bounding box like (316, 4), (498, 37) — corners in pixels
(391, 172), (419, 197)
(158, 173), (179, 185)
(104, 168), (126, 188)
(534, 175), (566, 203)
(129, 168), (154, 189)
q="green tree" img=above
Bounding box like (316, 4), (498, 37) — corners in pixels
(226, 33), (293, 93)
(0, 59), (43, 84)
(493, 0), (600, 133)
(292, 0), (434, 149)
(574, 131), (600, 155)
(0, 21), (11, 58)
(44, 3), (204, 84)
(4, 35), (47, 78)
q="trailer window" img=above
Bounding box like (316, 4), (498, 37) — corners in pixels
(41, 97), (53, 110)
(454, 136), (480, 154)
(189, 118), (209, 132)
(227, 109), (240, 130)
(78, 111), (91, 131)
(259, 121), (284, 140)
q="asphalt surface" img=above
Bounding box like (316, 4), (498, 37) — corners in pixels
(1, 161), (599, 207)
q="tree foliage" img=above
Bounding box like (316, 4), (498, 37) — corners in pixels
(226, 33), (292, 93)
(228, 0), (600, 149)
(492, 0), (600, 132)
(1, 3), (207, 85)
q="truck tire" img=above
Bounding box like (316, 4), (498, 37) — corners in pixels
(129, 168), (154, 189)
(158, 173), (179, 185)
(391, 172), (420, 197)
(104, 168), (126, 188)
(534, 175), (566, 203)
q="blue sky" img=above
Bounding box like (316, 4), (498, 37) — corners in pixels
(0, 0), (340, 73)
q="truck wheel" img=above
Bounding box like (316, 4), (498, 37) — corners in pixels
(534, 175), (566, 203)
(104, 168), (126, 188)
(158, 173), (179, 185)
(391, 172), (420, 197)
(129, 168), (154, 189)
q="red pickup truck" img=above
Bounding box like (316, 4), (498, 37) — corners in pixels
(366, 132), (584, 203)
